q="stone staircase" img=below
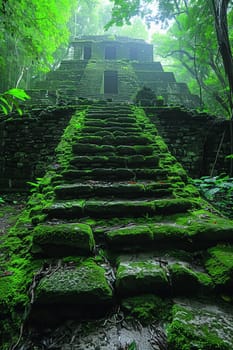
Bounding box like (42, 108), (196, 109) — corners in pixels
(2, 104), (233, 350)
(78, 61), (104, 99)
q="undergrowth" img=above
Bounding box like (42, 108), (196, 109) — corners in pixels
(192, 175), (233, 218)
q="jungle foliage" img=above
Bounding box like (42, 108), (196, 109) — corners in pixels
(192, 175), (233, 218)
(0, 88), (30, 115)
(107, 0), (233, 118)
(0, 0), (149, 94)
(0, 0), (77, 91)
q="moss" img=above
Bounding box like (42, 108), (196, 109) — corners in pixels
(167, 304), (230, 350)
(35, 259), (113, 304)
(55, 109), (87, 168)
(205, 245), (233, 288)
(169, 263), (213, 294)
(0, 255), (41, 347)
(154, 135), (169, 152)
(116, 260), (169, 296)
(44, 198), (193, 220)
(62, 256), (83, 264)
(121, 294), (172, 325)
(32, 223), (95, 255)
(107, 225), (154, 243)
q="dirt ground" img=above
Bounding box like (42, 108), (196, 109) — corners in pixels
(0, 195), (27, 236)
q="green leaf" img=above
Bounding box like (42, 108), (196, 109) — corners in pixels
(0, 104), (9, 115)
(5, 88), (30, 101)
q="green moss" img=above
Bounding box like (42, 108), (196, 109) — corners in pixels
(116, 260), (169, 296)
(205, 245), (233, 288)
(56, 109), (87, 168)
(169, 263), (213, 294)
(167, 304), (230, 350)
(35, 259), (113, 304)
(32, 223), (95, 255)
(107, 225), (153, 242)
(121, 294), (172, 325)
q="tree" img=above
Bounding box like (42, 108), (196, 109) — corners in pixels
(211, 0), (233, 114)
(0, 0), (77, 91)
(70, 0), (149, 40)
(106, 0), (233, 116)
(152, 4), (231, 116)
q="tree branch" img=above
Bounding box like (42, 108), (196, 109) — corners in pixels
(160, 49), (194, 60)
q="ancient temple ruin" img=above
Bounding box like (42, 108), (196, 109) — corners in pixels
(1, 36), (233, 350)
(31, 35), (198, 107)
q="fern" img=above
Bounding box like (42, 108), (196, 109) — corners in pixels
(0, 88), (30, 116)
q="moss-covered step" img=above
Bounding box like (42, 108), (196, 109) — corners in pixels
(115, 254), (212, 297)
(114, 135), (152, 145)
(81, 126), (142, 134)
(115, 145), (154, 156)
(76, 134), (151, 145)
(106, 223), (189, 251)
(72, 143), (116, 155)
(69, 155), (159, 168)
(106, 116), (137, 123)
(106, 214), (233, 251)
(72, 144), (154, 156)
(43, 198), (194, 219)
(86, 111), (133, 119)
(30, 259), (113, 323)
(84, 120), (137, 128)
(168, 262), (213, 295)
(62, 167), (169, 181)
(205, 245), (233, 291)
(32, 223), (95, 257)
(167, 299), (233, 349)
(115, 259), (169, 296)
(54, 181), (172, 200)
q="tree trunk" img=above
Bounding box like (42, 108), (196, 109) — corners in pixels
(211, 0), (233, 116)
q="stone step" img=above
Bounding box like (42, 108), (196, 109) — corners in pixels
(115, 254), (213, 297)
(84, 120), (137, 128)
(61, 168), (169, 181)
(69, 155), (159, 168)
(72, 144), (154, 156)
(43, 198), (193, 220)
(81, 126), (142, 134)
(54, 181), (172, 200)
(87, 111), (132, 118)
(101, 116), (137, 123)
(76, 135), (151, 145)
(103, 217), (233, 251)
(31, 223), (95, 257)
(72, 144), (116, 156)
(30, 260), (113, 323)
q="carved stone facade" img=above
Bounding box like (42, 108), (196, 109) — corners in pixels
(31, 35), (199, 107)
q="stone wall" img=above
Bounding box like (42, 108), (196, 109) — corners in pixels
(0, 107), (74, 192)
(148, 107), (232, 178)
(72, 36), (154, 62)
(1, 105), (232, 193)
